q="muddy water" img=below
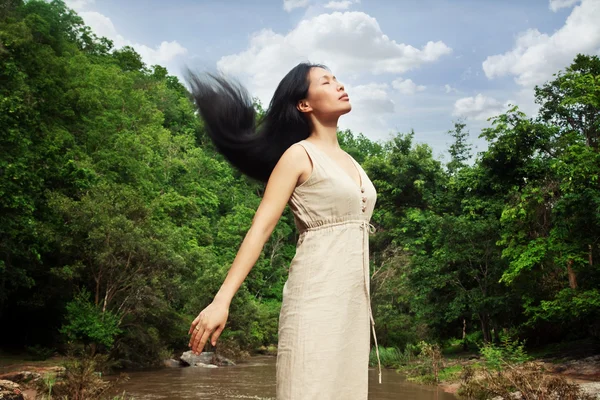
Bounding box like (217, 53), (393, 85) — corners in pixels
(115, 356), (457, 400)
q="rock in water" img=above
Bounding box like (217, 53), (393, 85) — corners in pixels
(180, 351), (214, 366)
(180, 351), (236, 367)
(0, 380), (25, 400)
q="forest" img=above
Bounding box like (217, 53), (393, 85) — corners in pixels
(1, 0), (599, 369)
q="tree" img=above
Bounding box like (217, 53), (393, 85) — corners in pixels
(483, 55), (600, 342)
(447, 120), (472, 175)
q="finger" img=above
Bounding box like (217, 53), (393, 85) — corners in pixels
(188, 313), (203, 334)
(188, 326), (196, 349)
(188, 319), (197, 335)
(211, 325), (225, 346)
(190, 324), (205, 353)
(191, 324), (208, 354)
(194, 328), (212, 355)
(188, 326), (198, 348)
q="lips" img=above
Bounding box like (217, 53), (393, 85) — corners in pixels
(339, 93), (349, 100)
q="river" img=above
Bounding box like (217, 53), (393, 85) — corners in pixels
(114, 355), (457, 399)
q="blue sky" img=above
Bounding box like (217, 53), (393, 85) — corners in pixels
(65, 0), (600, 160)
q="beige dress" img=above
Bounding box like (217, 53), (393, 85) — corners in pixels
(276, 140), (381, 400)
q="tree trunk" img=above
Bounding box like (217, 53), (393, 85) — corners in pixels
(479, 313), (492, 343)
(567, 259), (578, 289)
(493, 325), (501, 343)
(95, 273), (101, 306)
(462, 318), (468, 351)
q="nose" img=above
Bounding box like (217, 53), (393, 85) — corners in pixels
(337, 81), (345, 91)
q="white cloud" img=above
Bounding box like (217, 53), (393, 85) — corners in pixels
(283, 0), (310, 12)
(217, 11), (451, 100)
(392, 78), (426, 95)
(452, 94), (511, 121)
(76, 11), (187, 66)
(64, 0), (94, 11)
(444, 84), (458, 93)
(339, 83), (395, 138)
(549, 0), (580, 12)
(216, 11), (450, 139)
(324, 0), (355, 10)
(483, 0), (600, 87)
(348, 83), (395, 114)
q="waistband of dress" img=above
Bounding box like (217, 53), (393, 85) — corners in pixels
(298, 217), (376, 234)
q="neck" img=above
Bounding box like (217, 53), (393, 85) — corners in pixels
(309, 116), (340, 148)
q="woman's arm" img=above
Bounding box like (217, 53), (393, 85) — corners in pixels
(188, 144), (311, 354)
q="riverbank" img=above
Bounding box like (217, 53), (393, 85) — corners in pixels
(0, 353), (125, 400)
(1, 354), (455, 400)
(0, 358), (66, 400)
(427, 354), (600, 399)
(2, 349), (599, 399)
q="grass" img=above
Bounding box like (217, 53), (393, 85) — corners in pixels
(369, 346), (405, 368)
(369, 342), (463, 385)
(369, 345), (420, 369)
(438, 365), (463, 381)
(403, 360), (464, 384)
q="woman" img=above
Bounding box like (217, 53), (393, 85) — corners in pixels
(186, 63), (381, 400)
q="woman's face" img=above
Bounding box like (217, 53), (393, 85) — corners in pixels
(300, 67), (351, 118)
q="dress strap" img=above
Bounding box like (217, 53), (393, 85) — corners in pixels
(294, 140), (319, 162)
(293, 140), (325, 179)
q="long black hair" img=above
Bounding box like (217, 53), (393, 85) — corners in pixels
(187, 62), (326, 182)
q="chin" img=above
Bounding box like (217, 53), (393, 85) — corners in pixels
(339, 103), (352, 115)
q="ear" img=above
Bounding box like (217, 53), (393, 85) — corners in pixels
(296, 99), (312, 114)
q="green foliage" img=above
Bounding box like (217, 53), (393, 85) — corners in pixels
(437, 365), (462, 382)
(48, 353), (131, 400)
(369, 343), (424, 372)
(446, 119), (472, 175)
(369, 346), (410, 368)
(0, 0), (295, 365)
(416, 341), (444, 383)
(337, 129), (384, 163)
(38, 372), (58, 400)
(523, 288), (600, 334)
(402, 341), (445, 384)
(367, 53), (600, 353)
(479, 336), (530, 371)
(60, 290), (122, 350)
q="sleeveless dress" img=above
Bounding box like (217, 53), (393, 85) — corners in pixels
(276, 140), (381, 400)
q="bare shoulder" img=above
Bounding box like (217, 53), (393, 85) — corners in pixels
(272, 142), (312, 185)
(276, 142), (310, 167)
(282, 142), (309, 160)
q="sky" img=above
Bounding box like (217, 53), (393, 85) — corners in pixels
(64, 0), (600, 161)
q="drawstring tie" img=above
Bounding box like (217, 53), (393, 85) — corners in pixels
(361, 221), (382, 384)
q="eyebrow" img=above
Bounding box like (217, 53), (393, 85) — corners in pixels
(319, 75), (336, 81)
